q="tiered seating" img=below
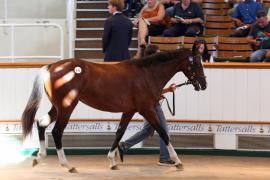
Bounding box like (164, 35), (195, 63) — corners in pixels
(148, 36), (252, 62)
(75, 0), (253, 61)
(75, 0), (137, 60)
(202, 0), (234, 36)
(216, 37), (252, 61)
(149, 36), (218, 58)
(204, 15), (233, 36)
(202, 0), (230, 16)
(182, 36), (217, 50)
(148, 36), (183, 51)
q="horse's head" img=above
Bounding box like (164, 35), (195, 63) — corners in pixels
(183, 51), (207, 91)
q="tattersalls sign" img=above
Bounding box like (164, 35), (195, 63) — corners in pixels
(0, 121), (268, 135)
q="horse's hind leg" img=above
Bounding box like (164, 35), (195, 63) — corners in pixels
(108, 112), (134, 170)
(52, 104), (77, 173)
(141, 109), (183, 170)
(33, 106), (57, 166)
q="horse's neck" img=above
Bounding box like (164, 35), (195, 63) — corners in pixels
(151, 58), (183, 90)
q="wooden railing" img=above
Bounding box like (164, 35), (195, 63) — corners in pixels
(1, 61), (270, 69)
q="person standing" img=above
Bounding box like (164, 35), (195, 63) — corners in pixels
(102, 0), (133, 61)
(119, 45), (177, 166)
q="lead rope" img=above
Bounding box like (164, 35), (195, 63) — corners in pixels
(161, 80), (191, 116)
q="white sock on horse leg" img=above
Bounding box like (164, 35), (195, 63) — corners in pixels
(107, 148), (117, 168)
(33, 140), (47, 165)
(38, 140), (47, 157)
(167, 143), (182, 164)
(37, 114), (51, 127)
(57, 148), (72, 169)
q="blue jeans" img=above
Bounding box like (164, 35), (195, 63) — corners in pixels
(250, 49), (270, 62)
(123, 104), (170, 161)
(165, 6), (174, 17)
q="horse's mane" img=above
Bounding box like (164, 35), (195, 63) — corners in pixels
(133, 48), (191, 68)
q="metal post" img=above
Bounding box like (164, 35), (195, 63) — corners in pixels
(4, 0), (8, 23)
(10, 25), (14, 62)
(67, 0), (75, 58)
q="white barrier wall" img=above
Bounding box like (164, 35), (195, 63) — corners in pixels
(1, 66), (270, 150)
(1, 67), (270, 121)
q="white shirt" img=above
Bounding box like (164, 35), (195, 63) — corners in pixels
(113, 11), (121, 16)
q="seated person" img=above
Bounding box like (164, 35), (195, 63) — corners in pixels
(123, 0), (144, 17)
(163, 0), (204, 37)
(133, 0), (167, 58)
(231, 0), (262, 37)
(192, 39), (211, 62)
(227, 0), (242, 16)
(160, 0), (180, 17)
(247, 10), (270, 62)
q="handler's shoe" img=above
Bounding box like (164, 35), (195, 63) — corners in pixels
(157, 159), (175, 166)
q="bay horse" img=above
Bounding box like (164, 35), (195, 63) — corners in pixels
(21, 48), (206, 172)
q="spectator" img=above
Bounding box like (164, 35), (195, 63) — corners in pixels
(119, 45), (177, 166)
(163, 0), (204, 37)
(231, 0), (262, 37)
(102, 0), (133, 61)
(160, 0), (180, 17)
(133, 0), (166, 58)
(247, 10), (270, 62)
(123, 0), (144, 17)
(192, 39), (211, 62)
(227, 0), (241, 16)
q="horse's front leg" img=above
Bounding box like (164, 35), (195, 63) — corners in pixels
(108, 112), (134, 170)
(141, 108), (183, 170)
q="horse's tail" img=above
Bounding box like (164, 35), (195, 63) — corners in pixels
(22, 65), (50, 139)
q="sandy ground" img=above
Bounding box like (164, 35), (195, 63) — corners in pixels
(0, 155), (270, 180)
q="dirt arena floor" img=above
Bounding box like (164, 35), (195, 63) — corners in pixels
(1, 155), (270, 180)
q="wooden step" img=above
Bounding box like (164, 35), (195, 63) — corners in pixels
(77, 18), (135, 28)
(76, 28), (138, 38)
(77, 19), (105, 28)
(77, 10), (109, 18)
(75, 49), (137, 59)
(77, 1), (107, 9)
(75, 39), (138, 48)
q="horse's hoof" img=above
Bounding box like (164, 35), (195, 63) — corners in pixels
(175, 163), (184, 171)
(110, 165), (119, 170)
(68, 167), (78, 173)
(32, 159), (38, 167)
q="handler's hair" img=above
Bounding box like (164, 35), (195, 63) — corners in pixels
(108, 0), (125, 11)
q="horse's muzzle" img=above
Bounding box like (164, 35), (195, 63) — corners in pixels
(192, 77), (207, 91)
